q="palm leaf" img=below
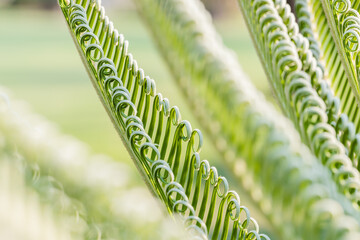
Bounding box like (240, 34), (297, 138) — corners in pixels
(316, 0), (360, 118)
(296, 0), (360, 169)
(238, 0), (360, 210)
(133, 0), (360, 238)
(58, 0), (268, 238)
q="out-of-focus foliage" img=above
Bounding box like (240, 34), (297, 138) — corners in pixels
(0, 89), (188, 240)
(0, 160), (76, 240)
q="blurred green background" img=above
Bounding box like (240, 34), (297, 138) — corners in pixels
(0, 0), (275, 235)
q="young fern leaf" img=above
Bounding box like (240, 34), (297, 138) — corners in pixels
(58, 0), (268, 239)
(134, 0), (360, 238)
(274, 0), (360, 162)
(238, 0), (360, 209)
(316, 0), (360, 114)
(257, 0), (360, 170)
(296, 0), (360, 170)
(272, 0), (360, 191)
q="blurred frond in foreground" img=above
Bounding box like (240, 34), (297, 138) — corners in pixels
(0, 159), (75, 240)
(0, 88), (188, 239)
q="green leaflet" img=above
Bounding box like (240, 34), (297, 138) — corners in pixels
(134, 0), (360, 239)
(58, 0), (268, 239)
(297, 0), (360, 169)
(295, 1), (324, 62)
(0, 90), (187, 240)
(238, 0), (360, 209)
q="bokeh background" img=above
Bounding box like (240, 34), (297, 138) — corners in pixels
(0, 0), (284, 237)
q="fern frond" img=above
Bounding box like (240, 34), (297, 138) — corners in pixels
(58, 0), (268, 239)
(238, 0), (360, 209)
(315, 0), (360, 115)
(0, 89), (189, 240)
(133, 0), (360, 238)
(274, 0), (360, 174)
(296, 0), (360, 170)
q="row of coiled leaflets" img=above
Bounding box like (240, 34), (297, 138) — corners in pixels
(57, 0), (360, 239)
(58, 0), (269, 239)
